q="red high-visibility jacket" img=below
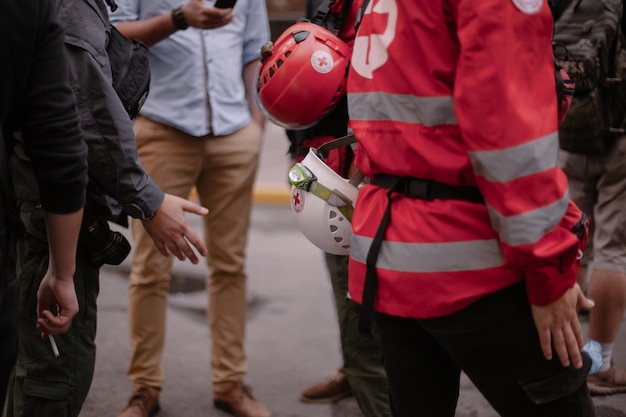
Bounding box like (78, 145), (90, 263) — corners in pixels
(347, 0), (584, 318)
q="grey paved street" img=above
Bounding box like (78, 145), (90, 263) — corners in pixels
(79, 123), (626, 417)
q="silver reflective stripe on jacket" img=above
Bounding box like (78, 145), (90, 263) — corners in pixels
(350, 234), (505, 272)
(468, 132), (560, 183)
(486, 192), (569, 246)
(348, 92), (457, 126)
(468, 132), (567, 245)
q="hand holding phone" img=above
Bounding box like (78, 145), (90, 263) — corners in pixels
(214, 0), (236, 8)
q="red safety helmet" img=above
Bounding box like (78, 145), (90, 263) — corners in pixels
(254, 21), (352, 129)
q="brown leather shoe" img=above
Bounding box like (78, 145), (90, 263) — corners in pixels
(213, 381), (271, 417)
(117, 387), (160, 417)
(299, 368), (353, 403)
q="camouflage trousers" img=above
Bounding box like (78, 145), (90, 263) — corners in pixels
(325, 253), (392, 417)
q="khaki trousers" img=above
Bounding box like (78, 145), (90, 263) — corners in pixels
(558, 136), (626, 272)
(127, 116), (262, 393)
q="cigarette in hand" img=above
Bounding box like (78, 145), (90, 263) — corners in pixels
(49, 335), (60, 358)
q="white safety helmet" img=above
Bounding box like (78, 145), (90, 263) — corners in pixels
(288, 148), (359, 256)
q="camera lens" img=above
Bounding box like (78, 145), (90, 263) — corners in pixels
(80, 217), (131, 268)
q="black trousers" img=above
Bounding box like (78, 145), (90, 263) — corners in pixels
(376, 283), (595, 417)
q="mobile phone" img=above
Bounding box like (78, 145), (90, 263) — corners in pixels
(214, 0), (237, 8)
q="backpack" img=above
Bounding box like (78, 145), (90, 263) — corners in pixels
(107, 24), (150, 120)
(553, 0), (626, 154)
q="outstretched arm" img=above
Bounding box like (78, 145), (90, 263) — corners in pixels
(63, 15), (209, 265)
(141, 194), (209, 264)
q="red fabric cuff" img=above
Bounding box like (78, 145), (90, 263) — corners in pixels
(525, 261), (577, 306)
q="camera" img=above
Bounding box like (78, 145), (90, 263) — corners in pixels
(80, 215), (131, 268)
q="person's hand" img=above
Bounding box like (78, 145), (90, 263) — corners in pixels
(182, 0), (234, 29)
(36, 271), (79, 336)
(531, 284), (595, 368)
(142, 193), (208, 264)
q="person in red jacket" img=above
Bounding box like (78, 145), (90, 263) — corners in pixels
(346, 0), (595, 416)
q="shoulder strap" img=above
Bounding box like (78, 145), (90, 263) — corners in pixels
(355, 0), (371, 32)
(105, 0), (117, 12)
(311, 0), (336, 25)
(311, 0), (353, 34)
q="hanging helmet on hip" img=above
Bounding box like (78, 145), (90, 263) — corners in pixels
(288, 147), (359, 255)
(254, 21), (351, 130)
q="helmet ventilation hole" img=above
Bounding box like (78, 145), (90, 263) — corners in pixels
(292, 30), (310, 43)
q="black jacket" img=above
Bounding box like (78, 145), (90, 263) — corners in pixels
(0, 0), (88, 214)
(10, 0), (165, 224)
(0, 0), (89, 295)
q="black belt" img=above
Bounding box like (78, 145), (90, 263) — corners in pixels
(358, 175), (484, 336)
(371, 174), (484, 203)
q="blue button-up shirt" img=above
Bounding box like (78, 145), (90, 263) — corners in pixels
(110, 0), (270, 137)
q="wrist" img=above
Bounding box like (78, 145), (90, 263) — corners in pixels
(171, 6), (189, 30)
(47, 268), (77, 282)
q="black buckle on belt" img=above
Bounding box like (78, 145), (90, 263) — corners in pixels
(402, 178), (431, 200)
(371, 174), (484, 204)
(372, 174), (433, 199)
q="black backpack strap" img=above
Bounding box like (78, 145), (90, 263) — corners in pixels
(311, 0), (336, 26)
(355, 0), (371, 32)
(105, 0), (118, 12)
(311, 0), (353, 34)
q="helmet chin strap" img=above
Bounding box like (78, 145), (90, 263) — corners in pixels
(348, 170), (365, 187)
(314, 134), (366, 188)
(308, 181), (354, 220)
(315, 133), (355, 155)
